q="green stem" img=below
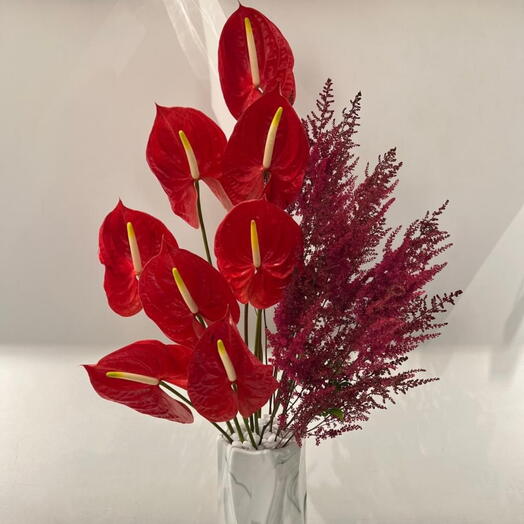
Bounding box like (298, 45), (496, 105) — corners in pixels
(277, 381), (303, 440)
(280, 433), (294, 449)
(226, 421), (235, 434)
(195, 180), (212, 265)
(233, 416), (245, 443)
(243, 417), (258, 449)
(243, 303), (249, 346)
(258, 423), (268, 446)
(263, 309), (268, 365)
(269, 398), (281, 431)
(195, 313), (207, 327)
(259, 398), (281, 445)
(269, 365), (278, 414)
(254, 309), (263, 361)
(253, 308), (264, 424)
(159, 381), (232, 444)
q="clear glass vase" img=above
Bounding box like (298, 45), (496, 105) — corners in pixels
(217, 438), (307, 524)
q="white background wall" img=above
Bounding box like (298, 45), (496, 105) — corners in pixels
(1, 0), (523, 522)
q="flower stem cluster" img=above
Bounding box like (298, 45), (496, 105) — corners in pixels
(86, 4), (462, 451)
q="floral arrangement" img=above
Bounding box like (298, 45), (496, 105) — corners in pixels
(84, 5), (461, 451)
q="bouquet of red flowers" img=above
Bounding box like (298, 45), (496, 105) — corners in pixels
(85, 5), (461, 451)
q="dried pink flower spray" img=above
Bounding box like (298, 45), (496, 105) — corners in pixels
(269, 81), (462, 445)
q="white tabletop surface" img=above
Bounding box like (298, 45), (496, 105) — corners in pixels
(2, 342), (523, 523)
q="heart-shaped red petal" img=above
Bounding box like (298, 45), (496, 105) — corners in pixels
(139, 245), (240, 346)
(187, 320), (278, 422)
(99, 201), (178, 316)
(215, 199), (302, 308)
(84, 340), (194, 423)
(219, 5), (295, 118)
(221, 90), (309, 209)
(146, 106), (229, 227)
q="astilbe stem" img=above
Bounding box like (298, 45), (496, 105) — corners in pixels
(269, 80), (462, 445)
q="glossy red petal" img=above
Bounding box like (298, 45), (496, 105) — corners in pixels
(99, 201), (178, 316)
(84, 340), (194, 423)
(236, 357), (278, 419)
(215, 199), (302, 308)
(146, 106), (228, 227)
(187, 329), (238, 423)
(187, 320), (278, 422)
(138, 245), (240, 346)
(221, 91), (309, 209)
(160, 343), (193, 389)
(218, 6), (295, 118)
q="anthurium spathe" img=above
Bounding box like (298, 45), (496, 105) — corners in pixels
(99, 200), (178, 317)
(146, 106), (230, 228)
(218, 5), (295, 118)
(84, 340), (194, 423)
(138, 244), (240, 346)
(187, 320), (278, 422)
(215, 199), (302, 309)
(221, 90), (309, 209)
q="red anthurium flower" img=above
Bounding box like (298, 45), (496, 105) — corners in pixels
(138, 244), (240, 346)
(84, 340), (193, 423)
(218, 5), (295, 118)
(99, 200), (178, 317)
(146, 106), (230, 228)
(187, 320), (278, 422)
(215, 199), (302, 309)
(221, 90), (309, 209)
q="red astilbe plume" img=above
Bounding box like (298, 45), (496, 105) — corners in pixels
(269, 80), (462, 445)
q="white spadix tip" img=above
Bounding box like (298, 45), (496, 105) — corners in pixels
(250, 219), (261, 268)
(126, 221), (142, 276)
(262, 106), (283, 170)
(217, 339), (237, 383)
(172, 267), (199, 314)
(178, 130), (200, 180)
(106, 371), (159, 386)
(244, 17), (260, 88)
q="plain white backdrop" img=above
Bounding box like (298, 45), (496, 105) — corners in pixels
(1, 0), (523, 522)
